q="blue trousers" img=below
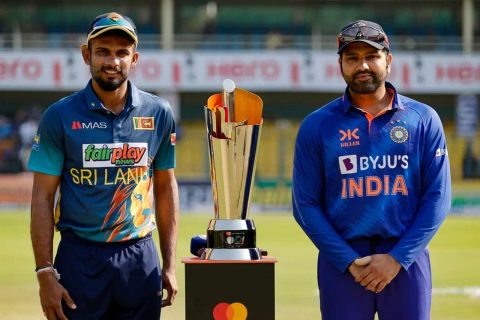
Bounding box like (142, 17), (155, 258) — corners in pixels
(318, 238), (431, 320)
(54, 231), (162, 320)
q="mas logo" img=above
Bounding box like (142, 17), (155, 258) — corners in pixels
(213, 302), (248, 320)
(133, 117), (154, 130)
(72, 121), (107, 130)
(82, 143), (148, 167)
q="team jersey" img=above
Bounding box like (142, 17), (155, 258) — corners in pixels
(28, 80), (176, 242)
(293, 82), (451, 272)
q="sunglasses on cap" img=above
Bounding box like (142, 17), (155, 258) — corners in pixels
(337, 25), (389, 53)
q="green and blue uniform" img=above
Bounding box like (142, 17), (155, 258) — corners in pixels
(29, 80), (175, 242)
(29, 80), (175, 319)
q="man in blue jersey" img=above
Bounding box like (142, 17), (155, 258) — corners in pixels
(29, 12), (179, 320)
(293, 20), (451, 320)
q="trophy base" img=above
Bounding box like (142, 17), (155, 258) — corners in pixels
(201, 248), (262, 261)
(202, 219), (261, 260)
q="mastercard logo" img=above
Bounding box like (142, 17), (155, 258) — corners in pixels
(213, 302), (248, 320)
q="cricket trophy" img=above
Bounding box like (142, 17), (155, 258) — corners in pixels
(202, 79), (263, 260)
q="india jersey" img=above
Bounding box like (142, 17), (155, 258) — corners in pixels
(28, 81), (176, 242)
(293, 82), (451, 272)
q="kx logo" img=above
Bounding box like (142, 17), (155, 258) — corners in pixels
(339, 128), (360, 147)
(72, 121), (107, 130)
(339, 128), (359, 141)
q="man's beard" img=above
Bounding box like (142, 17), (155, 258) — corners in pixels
(91, 67), (127, 91)
(343, 65), (388, 94)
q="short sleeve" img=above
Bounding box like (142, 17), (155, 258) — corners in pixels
(28, 106), (64, 176)
(152, 104), (176, 170)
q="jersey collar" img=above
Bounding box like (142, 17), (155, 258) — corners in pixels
(84, 80), (142, 112)
(340, 81), (405, 112)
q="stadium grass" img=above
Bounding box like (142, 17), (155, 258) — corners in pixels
(0, 211), (479, 319)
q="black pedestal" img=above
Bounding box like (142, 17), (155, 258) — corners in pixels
(182, 257), (276, 320)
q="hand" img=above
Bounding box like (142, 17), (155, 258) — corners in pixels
(354, 256), (371, 266)
(37, 272), (76, 319)
(348, 262), (368, 281)
(161, 268), (178, 308)
(355, 254), (401, 293)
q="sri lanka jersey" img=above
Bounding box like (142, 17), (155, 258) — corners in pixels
(28, 80), (176, 242)
(293, 82), (451, 272)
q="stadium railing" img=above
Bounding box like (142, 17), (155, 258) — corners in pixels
(0, 33), (475, 52)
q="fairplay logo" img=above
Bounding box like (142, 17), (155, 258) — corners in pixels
(339, 155), (357, 174)
(213, 302), (247, 320)
(82, 143), (148, 167)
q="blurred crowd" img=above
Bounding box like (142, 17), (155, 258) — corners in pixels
(0, 3), (477, 52)
(0, 107), (41, 173)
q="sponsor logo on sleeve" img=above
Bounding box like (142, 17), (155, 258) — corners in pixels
(133, 117), (155, 130)
(436, 148), (448, 157)
(82, 143), (148, 167)
(32, 134), (40, 151)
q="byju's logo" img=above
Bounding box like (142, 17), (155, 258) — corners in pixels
(339, 155), (357, 174)
(339, 154), (409, 175)
(72, 121), (107, 130)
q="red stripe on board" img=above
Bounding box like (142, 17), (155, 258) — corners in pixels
(173, 63), (180, 84)
(53, 61), (61, 87)
(291, 62), (299, 84)
(402, 64), (410, 88)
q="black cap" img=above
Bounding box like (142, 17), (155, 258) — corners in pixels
(85, 12), (138, 46)
(337, 20), (389, 54)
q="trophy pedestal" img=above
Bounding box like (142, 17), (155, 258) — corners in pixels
(202, 248), (262, 260)
(182, 257), (277, 320)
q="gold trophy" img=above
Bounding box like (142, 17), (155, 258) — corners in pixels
(202, 79), (263, 260)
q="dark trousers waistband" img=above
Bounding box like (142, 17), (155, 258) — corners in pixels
(60, 230), (152, 247)
(347, 237), (400, 256)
